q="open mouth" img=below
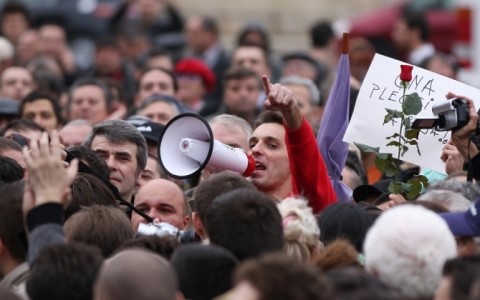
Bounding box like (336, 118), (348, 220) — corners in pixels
(255, 162), (266, 170)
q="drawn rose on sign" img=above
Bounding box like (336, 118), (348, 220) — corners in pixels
(355, 65), (429, 199)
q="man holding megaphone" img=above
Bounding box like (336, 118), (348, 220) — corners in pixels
(247, 75), (336, 213)
(159, 75), (337, 213)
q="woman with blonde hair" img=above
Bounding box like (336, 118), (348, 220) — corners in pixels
(277, 197), (323, 263)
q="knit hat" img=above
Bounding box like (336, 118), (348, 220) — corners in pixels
(175, 58), (216, 93)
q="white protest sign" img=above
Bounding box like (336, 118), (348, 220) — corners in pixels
(344, 53), (480, 173)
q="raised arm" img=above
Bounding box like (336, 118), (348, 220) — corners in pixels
(262, 75), (337, 212)
(23, 131), (78, 264)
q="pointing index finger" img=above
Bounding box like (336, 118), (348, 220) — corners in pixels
(262, 75), (272, 95)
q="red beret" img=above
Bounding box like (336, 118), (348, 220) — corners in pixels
(175, 58), (216, 93)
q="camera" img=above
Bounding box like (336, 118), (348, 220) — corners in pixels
(136, 222), (200, 244)
(411, 98), (469, 131)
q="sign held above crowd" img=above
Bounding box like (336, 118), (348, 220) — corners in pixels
(344, 54), (480, 173)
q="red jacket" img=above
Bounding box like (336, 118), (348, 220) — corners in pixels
(285, 118), (337, 213)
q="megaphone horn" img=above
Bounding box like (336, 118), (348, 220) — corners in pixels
(158, 113), (255, 179)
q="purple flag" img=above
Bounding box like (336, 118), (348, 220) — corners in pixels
(317, 49), (352, 202)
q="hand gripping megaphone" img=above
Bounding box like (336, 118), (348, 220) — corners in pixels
(157, 113), (256, 179)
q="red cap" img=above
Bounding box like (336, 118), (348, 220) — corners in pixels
(242, 153), (256, 177)
(175, 58), (216, 93)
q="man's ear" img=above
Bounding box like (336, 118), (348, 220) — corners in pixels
(192, 212), (205, 240)
(183, 215), (190, 230)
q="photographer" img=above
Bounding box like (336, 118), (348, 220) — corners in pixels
(448, 92), (480, 181)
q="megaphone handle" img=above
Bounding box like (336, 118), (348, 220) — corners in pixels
(243, 154), (256, 177)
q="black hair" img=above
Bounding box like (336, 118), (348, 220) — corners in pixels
(237, 23), (271, 54)
(0, 1), (31, 26)
(0, 119), (45, 137)
(26, 243), (104, 300)
(20, 90), (64, 125)
(401, 10), (430, 42)
(147, 46), (171, 59)
(64, 173), (118, 220)
(171, 244), (238, 300)
(205, 188), (284, 261)
(317, 202), (376, 252)
(442, 256), (480, 300)
(194, 171), (256, 223)
(95, 35), (117, 49)
(310, 21), (335, 48)
(66, 145), (110, 180)
(201, 16), (219, 36)
(0, 156), (24, 183)
(254, 110), (283, 129)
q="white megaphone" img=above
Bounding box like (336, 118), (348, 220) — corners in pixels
(158, 113), (256, 179)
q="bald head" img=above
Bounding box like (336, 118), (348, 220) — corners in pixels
(94, 249), (179, 300)
(131, 179), (189, 231)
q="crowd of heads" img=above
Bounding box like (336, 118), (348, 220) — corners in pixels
(0, 1), (478, 300)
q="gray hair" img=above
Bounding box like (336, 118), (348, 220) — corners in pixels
(139, 95), (181, 116)
(364, 205), (456, 298)
(342, 166), (362, 191)
(427, 180), (480, 202)
(280, 75), (321, 106)
(84, 120), (147, 176)
(209, 114), (253, 140)
(417, 190), (471, 212)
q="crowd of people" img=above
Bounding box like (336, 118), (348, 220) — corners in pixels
(0, 0), (480, 299)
